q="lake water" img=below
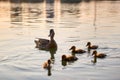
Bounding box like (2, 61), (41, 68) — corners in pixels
(0, 0), (120, 80)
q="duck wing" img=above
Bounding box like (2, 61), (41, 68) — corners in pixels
(34, 38), (49, 49)
(91, 45), (98, 49)
(38, 38), (49, 45)
(97, 54), (107, 58)
(77, 49), (86, 53)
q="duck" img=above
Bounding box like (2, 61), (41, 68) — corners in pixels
(86, 42), (98, 49)
(92, 50), (107, 58)
(43, 59), (51, 69)
(34, 29), (57, 50)
(69, 46), (86, 54)
(62, 54), (78, 62)
(43, 59), (52, 76)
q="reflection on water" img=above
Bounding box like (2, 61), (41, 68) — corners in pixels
(0, 0), (120, 79)
(11, 1), (22, 22)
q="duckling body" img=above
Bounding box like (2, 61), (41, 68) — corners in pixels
(62, 54), (78, 62)
(92, 50), (107, 58)
(86, 42), (98, 49)
(43, 59), (51, 69)
(69, 46), (86, 54)
(34, 29), (57, 50)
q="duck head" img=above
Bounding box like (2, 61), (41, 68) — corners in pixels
(69, 46), (76, 51)
(48, 29), (55, 39)
(86, 42), (91, 46)
(47, 59), (51, 65)
(62, 55), (67, 61)
(92, 50), (97, 56)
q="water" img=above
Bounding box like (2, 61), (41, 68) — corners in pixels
(0, 0), (120, 80)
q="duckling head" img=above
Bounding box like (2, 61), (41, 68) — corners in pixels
(62, 55), (67, 61)
(47, 59), (51, 65)
(86, 42), (91, 46)
(92, 50), (97, 55)
(69, 46), (76, 50)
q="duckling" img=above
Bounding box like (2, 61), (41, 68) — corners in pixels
(62, 54), (78, 62)
(86, 42), (98, 49)
(43, 59), (52, 76)
(34, 29), (57, 50)
(69, 46), (86, 54)
(43, 59), (51, 69)
(92, 50), (107, 58)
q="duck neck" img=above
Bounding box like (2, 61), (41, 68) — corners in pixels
(88, 45), (91, 48)
(50, 36), (54, 41)
(50, 32), (55, 41)
(72, 48), (76, 53)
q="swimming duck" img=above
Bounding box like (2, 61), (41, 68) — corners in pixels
(62, 54), (78, 62)
(43, 59), (51, 69)
(92, 50), (107, 58)
(43, 59), (52, 76)
(69, 46), (86, 54)
(86, 42), (98, 49)
(34, 29), (57, 50)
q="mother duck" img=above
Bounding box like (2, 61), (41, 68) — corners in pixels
(34, 29), (57, 50)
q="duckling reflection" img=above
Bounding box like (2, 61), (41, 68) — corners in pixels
(43, 59), (52, 76)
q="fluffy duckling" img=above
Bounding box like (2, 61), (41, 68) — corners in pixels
(69, 46), (86, 54)
(92, 50), (107, 58)
(62, 54), (78, 62)
(86, 42), (98, 49)
(43, 59), (51, 69)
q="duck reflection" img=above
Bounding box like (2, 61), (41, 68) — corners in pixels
(49, 48), (57, 64)
(10, 0), (22, 22)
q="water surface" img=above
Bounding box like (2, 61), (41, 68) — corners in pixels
(0, 0), (120, 80)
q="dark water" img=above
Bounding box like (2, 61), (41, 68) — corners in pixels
(0, 0), (120, 80)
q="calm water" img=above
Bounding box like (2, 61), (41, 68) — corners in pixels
(0, 0), (120, 80)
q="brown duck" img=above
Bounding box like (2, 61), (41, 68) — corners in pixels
(62, 54), (78, 62)
(86, 42), (98, 49)
(92, 50), (107, 58)
(69, 46), (86, 54)
(34, 29), (57, 50)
